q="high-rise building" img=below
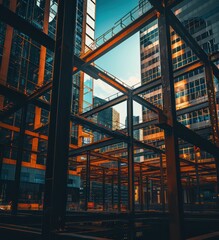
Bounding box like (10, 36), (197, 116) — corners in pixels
(0, 0), (96, 207)
(140, 0), (219, 197)
(93, 96), (120, 141)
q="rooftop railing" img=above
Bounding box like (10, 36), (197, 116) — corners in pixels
(82, 0), (152, 56)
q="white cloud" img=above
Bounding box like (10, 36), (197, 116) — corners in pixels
(93, 75), (142, 125)
(94, 75), (141, 99)
(123, 76), (141, 88)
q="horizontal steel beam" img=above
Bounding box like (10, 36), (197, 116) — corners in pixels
(69, 138), (121, 157)
(133, 95), (163, 114)
(0, 84), (26, 102)
(176, 122), (219, 158)
(157, 119), (219, 158)
(71, 114), (127, 140)
(0, 82), (52, 120)
(0, 122), (48, 141)
(133, 118), (158, 130)
(81, 8), (157, 64)
(0, 4), (54, 51)
(89, 151), (126, 163)
(0, 84), (50, 120)
(81, 94), (128, 118)
(71, 114), (163, 154)
(0, 6), (130, 118)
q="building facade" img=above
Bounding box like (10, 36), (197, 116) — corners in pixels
(93, 96), (120, 141)
(0, 0), (96, 207)
(140, 0), (219, 202)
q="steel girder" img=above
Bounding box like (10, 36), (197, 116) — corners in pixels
(69, 138), (122, 157)
(81, 95), (128, 118)
(156, 4), (184, 239)
(42, 0), (76, 234)
(71, 114), (163, 154)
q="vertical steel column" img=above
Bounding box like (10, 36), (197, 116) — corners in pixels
(150, 179), (153, 205)
(158, 4), (184, 239)
(11, 106), (27, 215)
(102, 168), (105, 211)
(0, 144), (4, 197)
(118, 160), (121, 212)
(139, 165), (144, 211)
(0, 144), (3, 177)
(205, 62), (219, 145)
(188, 176), (192, 204)
(111, 174), (114, 210)
(42, 0), (76, 236)
(146, 177), (149, 210)
(186, 175), (190, 204)
(160, 154), (165, 212)
(85, 151), (90, 211)
(194, 153), (200, 204)
(204, 61), (219, 194)
(127, 92), (134, 212)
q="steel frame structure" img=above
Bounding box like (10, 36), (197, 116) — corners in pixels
(0, 0), (219, 239)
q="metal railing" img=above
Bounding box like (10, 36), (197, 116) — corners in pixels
(82, 0), (151, 56)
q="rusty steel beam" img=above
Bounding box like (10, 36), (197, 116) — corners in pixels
(69, 138), (122, 157)
(173, 122), (219, 158)
(133, 95), (163, 114)
(0, 121), (48, 141)
(127, 93), (135, 212)
(85, 151), (91, 211)
(204, 61), (219, 193)
(71, 114), (127, 140)
(81, 94), (128, 118)
(102, 168), (106, 211)
(71, 114), (164, 154)
(158, 120), (219, 160)
(205, 63), (219, 145)
(156, 2), (184, 239)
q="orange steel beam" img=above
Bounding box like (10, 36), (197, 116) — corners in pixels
(97, 72), (129, 94)
(0, 122), (48, 141)
(3, 158), (78, 176)
(0, 122), (77, 149)
(81, 8), (157, 64)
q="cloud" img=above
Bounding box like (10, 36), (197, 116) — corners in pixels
(94, 78), (121, 99)
(93, 75), (142, 125)
(94, 75), (141, 99)
(122, 76), (140, 88)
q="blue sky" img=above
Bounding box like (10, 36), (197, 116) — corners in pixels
(93, 0), (142, 124)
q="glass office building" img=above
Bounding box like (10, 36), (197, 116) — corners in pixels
(140, 0), (219, 203)
(0, 0), (96, 207)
